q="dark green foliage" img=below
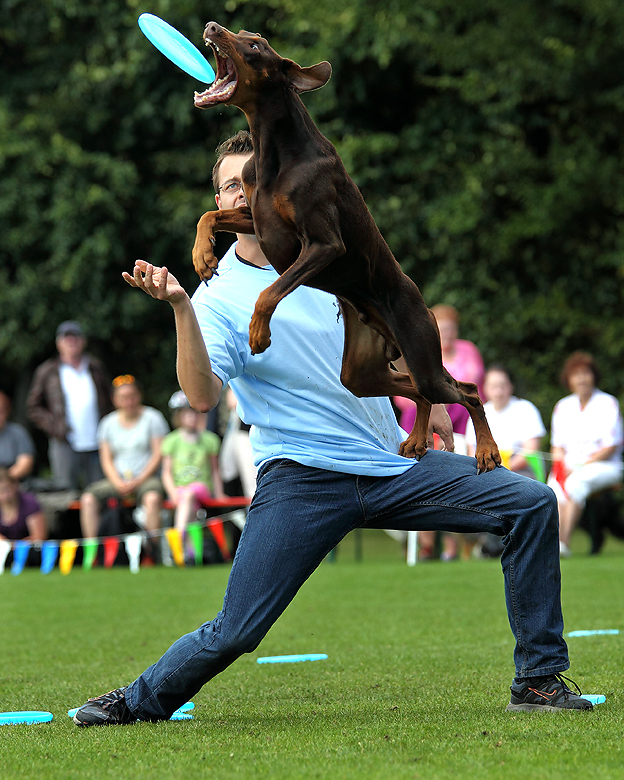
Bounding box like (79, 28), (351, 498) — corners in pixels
(1, 0), (623, 423)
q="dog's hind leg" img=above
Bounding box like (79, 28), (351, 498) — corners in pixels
(376, 278), (500, 471)
(338, 301), (432, 460)
(454, 378), (501, 472)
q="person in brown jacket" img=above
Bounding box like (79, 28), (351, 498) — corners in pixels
(27, 321), (113, 490)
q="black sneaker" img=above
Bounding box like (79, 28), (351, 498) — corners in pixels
(73, 687), (138, 727)
(506, 673), (593, 712)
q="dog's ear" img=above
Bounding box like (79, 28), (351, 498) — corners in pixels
(285, 60), (332, 93)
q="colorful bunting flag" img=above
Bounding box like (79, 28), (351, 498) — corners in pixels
(11, 540), (31, 575)
(82, 539), (99, 570)
(59, 540), (78, 575)
(40, 541), (59, 575)
(166, 528), (185, 567)
(103, 537), (120, 568)
(207, 519), (231, 561)
(499, 449), (512, 469)
(124, 534), (142, 574)
(525, 452), (547, 483)
(0, 539), (11, 575)
(551, 460), (568, 495)
(187, 522), (204, 566)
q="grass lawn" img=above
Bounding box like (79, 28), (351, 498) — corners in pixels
(1, 529), (622, 780)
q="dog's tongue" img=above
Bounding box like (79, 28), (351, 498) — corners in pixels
(194, 53), (237, 106)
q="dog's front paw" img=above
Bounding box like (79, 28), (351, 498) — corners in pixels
(475, 443), (502, 473)
(192, 215), (219, 280)
(248, 315), (272, 355)
(192, 242), (219, 281)
(399, 437), (427, 461)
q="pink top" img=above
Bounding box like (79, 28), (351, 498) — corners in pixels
(395, 339), (485, 436)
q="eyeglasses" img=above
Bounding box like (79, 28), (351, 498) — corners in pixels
(218, 179), (244, 195)
(112, 374), (136, 388)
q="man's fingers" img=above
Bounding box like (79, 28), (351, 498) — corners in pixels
(122, 271), (138, 288)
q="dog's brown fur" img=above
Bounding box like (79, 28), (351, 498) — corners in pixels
(192, 23), (500, 471)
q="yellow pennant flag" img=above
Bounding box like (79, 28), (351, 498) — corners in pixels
(59, 540), (79, 575)
(165, 528), (185, 567)
(499, 449), (512, 469)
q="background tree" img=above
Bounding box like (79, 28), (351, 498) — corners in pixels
(1, 0), (624, 461)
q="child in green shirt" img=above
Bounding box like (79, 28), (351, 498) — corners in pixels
(162, 391), (225, 534)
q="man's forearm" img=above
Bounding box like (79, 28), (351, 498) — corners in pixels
(172, 296), (222, 412)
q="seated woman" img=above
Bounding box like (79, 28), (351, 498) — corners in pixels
(466, 364), (546, 476)
(549, 351), (623, 557)
(79, 376), (169, 544)
(0, 468), (47, 542)
(0, 391), (36, 482)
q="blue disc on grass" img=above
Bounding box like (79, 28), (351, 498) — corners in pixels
(257, 654), (328, 664)
(581, 694), (606, 705)
(0, 711), (53, 725)
(567, 629), (619, 637)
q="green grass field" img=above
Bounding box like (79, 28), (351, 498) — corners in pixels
(1, 529), (622, 780)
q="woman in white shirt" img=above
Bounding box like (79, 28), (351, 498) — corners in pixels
(466, 365), (546, 476)
(549, 352), (623, 557)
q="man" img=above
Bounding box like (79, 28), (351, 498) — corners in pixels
(0, 391), (35, 481)
(74, 131), (591, 726)
(27, 321), (113, 491)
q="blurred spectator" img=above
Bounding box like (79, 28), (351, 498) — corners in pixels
(27, 321), (113, 490)
(0, 391), (35, 481)
(0, 468), (47, 541)
(431, 303), (485, 439)
(162, 390), (225, 536)
(219, 387), (257, 498)
(466, 364), (546, 475)
(466, 364), (546, 558)
(79, 376), (169, 544)
(549, 351), (623, 558)
(396, 304), (485, 560)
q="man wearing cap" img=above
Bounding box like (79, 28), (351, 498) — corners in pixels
(27, 321), (113, 490)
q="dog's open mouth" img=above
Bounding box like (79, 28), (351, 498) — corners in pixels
(194, 39), (238, 108)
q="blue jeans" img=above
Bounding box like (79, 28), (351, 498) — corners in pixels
(125, 451), (569, 720)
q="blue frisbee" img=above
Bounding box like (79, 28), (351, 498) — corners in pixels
(0, 711), (53, 725)
(567, 629), (619, 638)
(138, 13), (215, 84)
(581, 694), (606, 706)
(257, 654), (328, 664)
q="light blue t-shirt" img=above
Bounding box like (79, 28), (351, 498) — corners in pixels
(191, 245), (413, 476)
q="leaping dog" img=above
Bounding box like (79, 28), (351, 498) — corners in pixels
(191, 23), (500, 472)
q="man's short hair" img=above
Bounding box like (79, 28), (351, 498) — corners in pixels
(212, 130), (254, 193)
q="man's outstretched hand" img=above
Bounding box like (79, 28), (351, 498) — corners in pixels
(122, 260), (188, 307)
(428, 404), (455, 453)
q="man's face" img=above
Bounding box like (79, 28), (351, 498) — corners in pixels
(56, 333), (86, 362)
(215, 153), (253, 211)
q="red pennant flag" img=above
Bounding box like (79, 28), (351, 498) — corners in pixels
(551, 460), (568, 496)
(207, 519), (231, 561)
(103, 537), (120, 568)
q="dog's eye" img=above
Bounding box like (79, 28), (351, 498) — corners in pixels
(249, 42), (259, 50)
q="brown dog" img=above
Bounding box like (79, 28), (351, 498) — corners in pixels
(192, 23), (500, 471)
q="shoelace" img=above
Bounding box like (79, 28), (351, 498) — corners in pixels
(553, 673), (582, 699)
(87, 688), (125, 709)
